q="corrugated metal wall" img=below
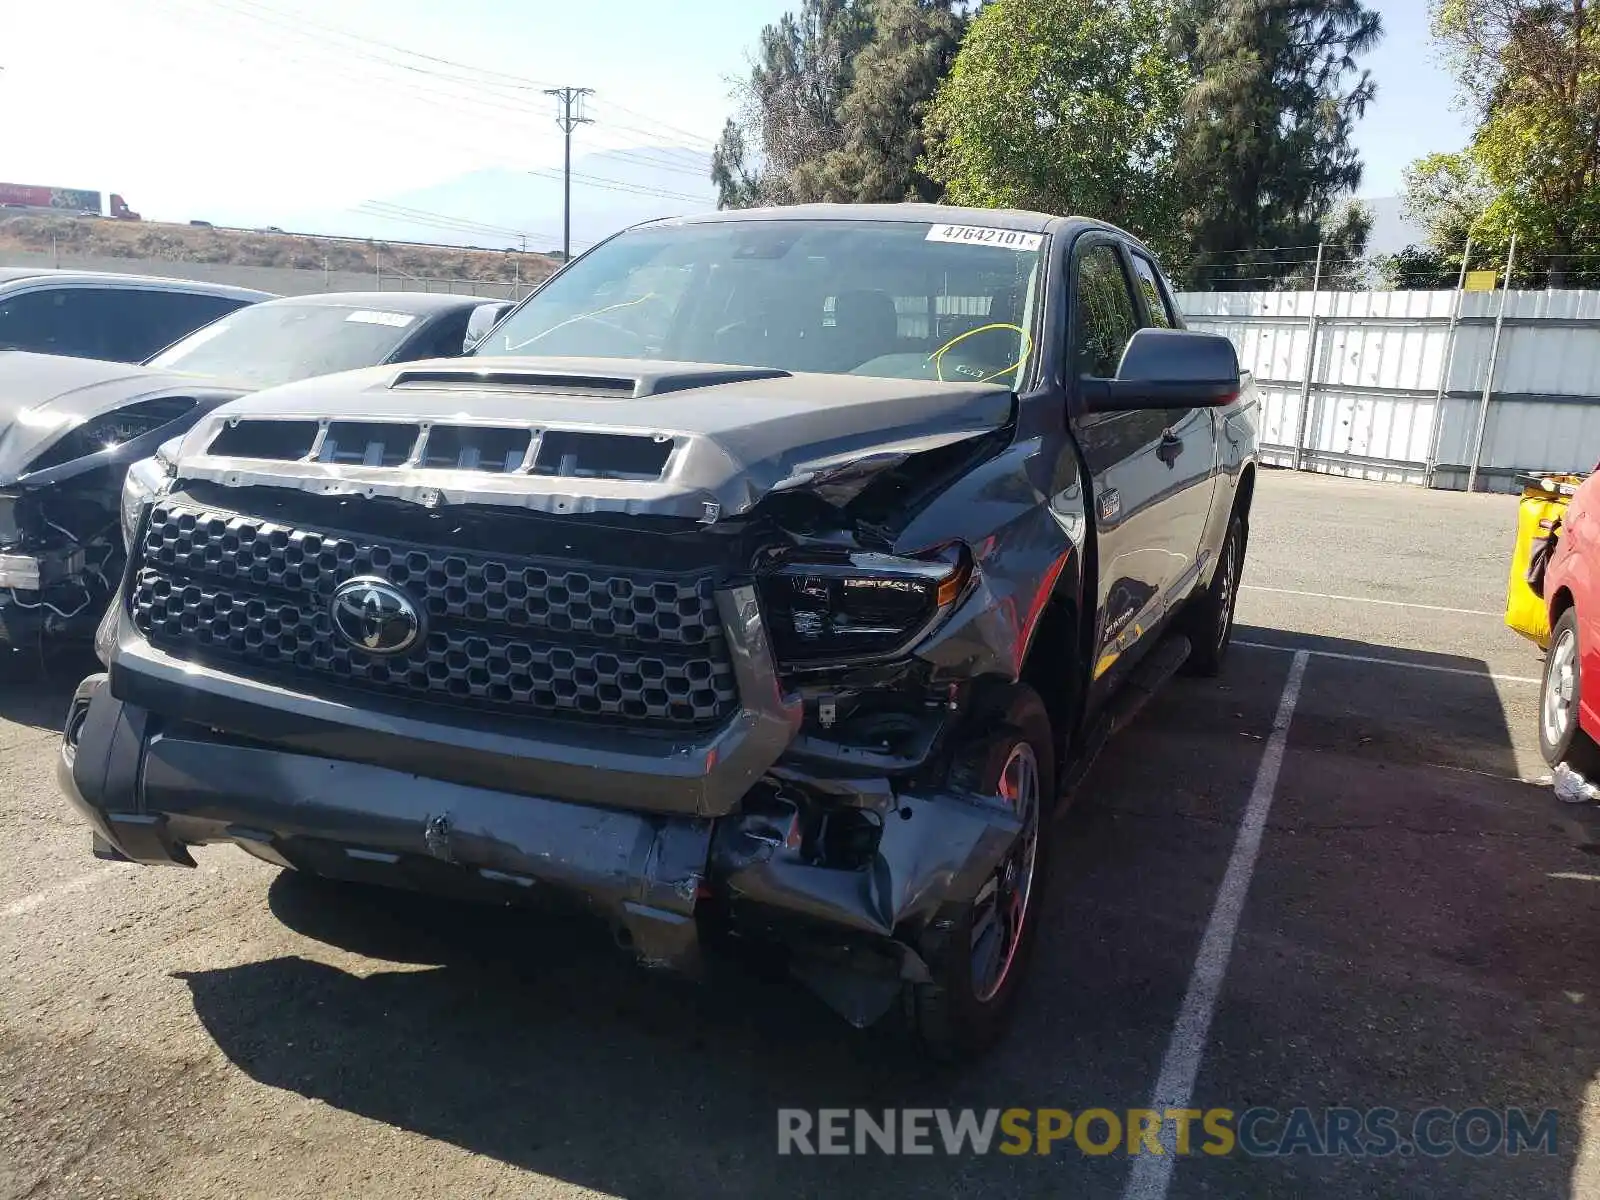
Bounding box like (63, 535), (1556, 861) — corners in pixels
(1174, 288), (1600, 491)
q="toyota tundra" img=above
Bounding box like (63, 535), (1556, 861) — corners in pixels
(57, 205), (1259, 1058)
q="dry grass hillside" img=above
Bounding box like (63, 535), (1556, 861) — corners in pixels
(0, 216), (560, 287)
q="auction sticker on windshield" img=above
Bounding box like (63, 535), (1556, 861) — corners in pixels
(926, 224), (1044, 252)
(345, 310), (415, 327)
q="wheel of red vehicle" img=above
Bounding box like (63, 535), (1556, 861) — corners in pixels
(907, 684), (1054, 1061)
(1539, 608), (1600, 774)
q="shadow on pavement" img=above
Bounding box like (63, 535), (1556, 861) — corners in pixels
(1232, 622), (1533, 780)
(176, 873), (1014, 1198)
(1190, 626), (1600, 1199)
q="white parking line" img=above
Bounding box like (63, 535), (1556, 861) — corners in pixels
(1242, 584), (1497, 618)
(1236, 640), (1539, 685)
(3, 866), (117, 918)
(1122, 650), (1309, 1200)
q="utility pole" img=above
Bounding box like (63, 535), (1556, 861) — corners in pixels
(543, 85), (593, 263)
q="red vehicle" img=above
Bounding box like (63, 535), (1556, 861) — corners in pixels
(0, 182), (104, 214)
(1538, 474), (1600, 842)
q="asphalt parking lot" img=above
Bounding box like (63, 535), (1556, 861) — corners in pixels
(4, 468), (1597, 1200)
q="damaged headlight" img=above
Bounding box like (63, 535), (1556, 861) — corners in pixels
(119, 453), (176, 551)
(758, 543), (971, 667)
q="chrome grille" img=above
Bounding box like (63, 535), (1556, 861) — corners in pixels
(130, 501), (738, 728)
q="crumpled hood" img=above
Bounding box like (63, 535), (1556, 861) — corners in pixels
(0, 351), (245, 485)
(172, 356), (1016, 520)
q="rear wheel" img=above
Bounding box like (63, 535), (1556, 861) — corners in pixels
(1182, 513), (1245, 677)
(1540, 608), (1600, 774)
(906, 684), (1054, 1061)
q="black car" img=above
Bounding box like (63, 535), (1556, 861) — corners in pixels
(144, 291), (513, 390)
(60, 205), (1258, 1058)
(0, 291), (511, 657)
(0, 269), (271, 364)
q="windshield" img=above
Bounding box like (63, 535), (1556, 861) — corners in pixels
(473, 219), (1045, 389)
(147, 301), (421, 389)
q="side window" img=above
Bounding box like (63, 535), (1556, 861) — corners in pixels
(116, 290), (248, 361)
(1129, 254), (1176, 328)
(0, 290), (93, 356)
(1073, 245), (1139, 378)
(396, 309), (473, 361)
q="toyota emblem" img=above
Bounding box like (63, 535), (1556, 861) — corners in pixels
(329, 576), (422, 655)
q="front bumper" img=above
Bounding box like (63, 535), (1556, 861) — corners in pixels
(61, 673), (714, 964)
(101, 586), (800, 819)
(59, 665), (1022, 1020)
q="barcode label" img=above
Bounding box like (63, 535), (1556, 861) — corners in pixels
(925, 224), (1044, 251)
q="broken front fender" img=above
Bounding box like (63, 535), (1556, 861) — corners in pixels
(710, 786), (1021, 940)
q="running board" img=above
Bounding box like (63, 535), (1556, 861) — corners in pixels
(1059, 634), (1192, 809)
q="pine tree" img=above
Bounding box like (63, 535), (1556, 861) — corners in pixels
(1174, 0), (1383, 288)
(791, 0), (966, 203)
(711, 0), (875, 207)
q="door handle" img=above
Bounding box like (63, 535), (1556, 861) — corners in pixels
(1157, 430), (1183, 466)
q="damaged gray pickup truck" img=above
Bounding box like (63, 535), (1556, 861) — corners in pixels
(58, 205), (1259, 1058)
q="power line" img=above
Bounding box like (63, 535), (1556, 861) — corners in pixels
(215, 0), (558, 94)
(584, 141), (714, 180)
(355, 201), (568, 248)
(154, 0), (565, 132)
(526, 166), (711, 205)
(593, 98), (717, 149)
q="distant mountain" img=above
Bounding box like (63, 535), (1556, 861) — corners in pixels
(293, 146), (716, 255)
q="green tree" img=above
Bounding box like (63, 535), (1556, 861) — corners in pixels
(711, 0), (875, 207)
(1174, 0), (1383, 289)
(791, 0), (966, 202)
(1373, 151), (1497, 289)
(921, 0), (1189, 260)
(1431, 0), (1600, 286)
(1273, 198), (1373, 288)
(1401, 151), (1496, 251)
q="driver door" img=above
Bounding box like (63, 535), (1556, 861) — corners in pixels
(1069, 238), (1182, 694)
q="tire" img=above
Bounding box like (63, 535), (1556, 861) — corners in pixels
(1182, 513), (1246, 677)
(906, 684), (1055, 1061)
(1539, 608), (1600, 775)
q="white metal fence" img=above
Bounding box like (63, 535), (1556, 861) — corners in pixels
(1175, 288), (1600, 492)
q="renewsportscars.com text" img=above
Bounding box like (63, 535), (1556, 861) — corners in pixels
(776, 1107), (1559, 1158)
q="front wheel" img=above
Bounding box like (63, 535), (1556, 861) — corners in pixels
(906, 684), (1055, 1061)
(1540, 608), (1600, 775)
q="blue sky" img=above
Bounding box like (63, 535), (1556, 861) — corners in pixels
(0, 0), (1469, 233)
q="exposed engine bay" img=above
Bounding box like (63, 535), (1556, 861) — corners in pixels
(0, 473), (121, 646)
(0, 351), (249, 659)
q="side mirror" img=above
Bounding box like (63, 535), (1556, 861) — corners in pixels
(1081, 328), (1240, 413)
(462, 303), (508, 354)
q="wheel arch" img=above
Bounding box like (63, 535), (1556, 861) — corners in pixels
(1019, 592), (1084, 770)
(1234, 461), (1256, 525)
(1550, 584), (1576, 625)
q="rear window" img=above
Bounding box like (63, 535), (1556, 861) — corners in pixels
(149, 301), (423, 387)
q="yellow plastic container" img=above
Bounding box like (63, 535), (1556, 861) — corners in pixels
(1505, 474), (1585, 649)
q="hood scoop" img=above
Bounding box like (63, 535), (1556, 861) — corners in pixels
(201, 417), (665, 481)
(389, 365), (791, 399)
